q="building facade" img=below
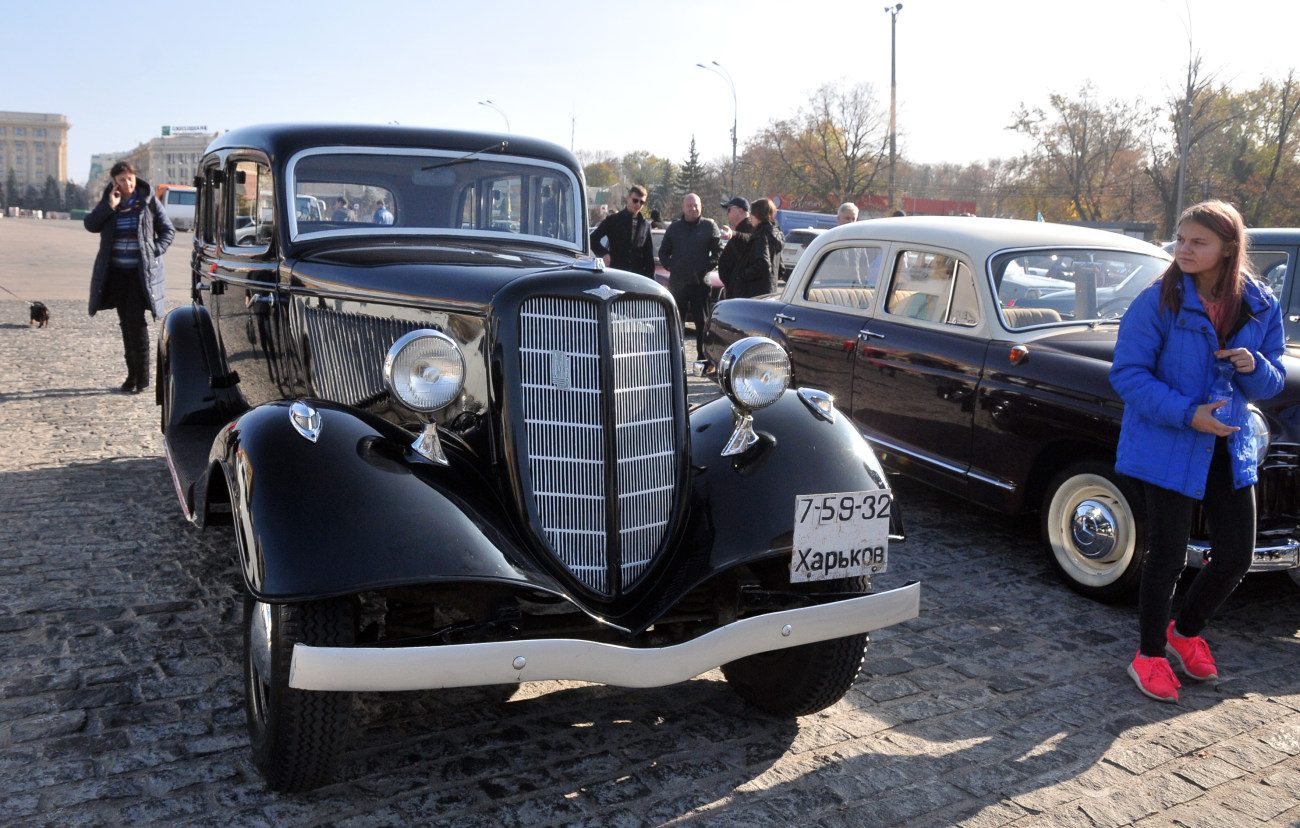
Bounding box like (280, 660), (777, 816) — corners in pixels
(118, 132), (219, 190)
(0, 111), (70, 189)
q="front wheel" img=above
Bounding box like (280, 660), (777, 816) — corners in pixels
(722, 577), (869, 716)
(1042, 461), (1146, 602)
(244, 594), (355, 792)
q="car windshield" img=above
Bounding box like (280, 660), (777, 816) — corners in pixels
(992, 247), (1170, 328)
(287, 148), (582, 249)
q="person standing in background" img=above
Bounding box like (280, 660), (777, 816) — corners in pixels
(83, 161), (175, 394)
(590, 185), (655, 279)
(660, 193), (721, 359)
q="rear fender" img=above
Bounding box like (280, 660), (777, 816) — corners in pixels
(213, 401), (566, 602)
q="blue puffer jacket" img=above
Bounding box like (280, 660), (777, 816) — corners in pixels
(1110, 273), (1285, 498)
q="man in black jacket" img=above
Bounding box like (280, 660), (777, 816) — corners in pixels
(590, 185), (655, 279)
(660, 193), (721, 359)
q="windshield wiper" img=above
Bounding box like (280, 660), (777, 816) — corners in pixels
(420, 141), (509, 172)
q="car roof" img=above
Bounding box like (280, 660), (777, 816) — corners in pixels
(814, 216), (1167, 261)
(1247, 228), (1300, 245)
(204, 123), (583, 175)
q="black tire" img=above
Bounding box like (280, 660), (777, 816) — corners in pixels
(1041, 460), (1146, 603)
(244, 594), (355, 792)
(721, 577), (869, 716)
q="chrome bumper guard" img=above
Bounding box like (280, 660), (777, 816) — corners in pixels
(1186, 538), (1299, 572)
(290, 581), (920, 692)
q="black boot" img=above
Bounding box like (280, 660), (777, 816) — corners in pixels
(129, 322), (151, 393)
(119, 325), (138, 393)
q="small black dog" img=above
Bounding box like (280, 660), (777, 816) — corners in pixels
(29, 301), (49, 328)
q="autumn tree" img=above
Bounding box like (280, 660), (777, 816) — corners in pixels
(1011, 83), (1152, 222)
(751, 81), (889, 211)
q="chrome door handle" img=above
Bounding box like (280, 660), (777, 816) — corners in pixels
(858, 329), (885, 340)
(774, 313), (796, 324)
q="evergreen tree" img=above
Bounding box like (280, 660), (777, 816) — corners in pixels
(42, 176), (62, 212)
(675, 137), (706, 198)
(4, 169), (17, 211)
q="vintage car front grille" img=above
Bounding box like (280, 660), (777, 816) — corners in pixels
(519, 296), (676, 595)
(299, 306), (422, 406)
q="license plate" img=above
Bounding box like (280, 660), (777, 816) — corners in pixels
(790, 490), (891, 582)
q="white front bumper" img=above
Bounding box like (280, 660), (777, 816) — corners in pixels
(290, 581), (920, 692)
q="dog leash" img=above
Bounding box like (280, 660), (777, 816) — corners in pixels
(0, 282), (34, 305)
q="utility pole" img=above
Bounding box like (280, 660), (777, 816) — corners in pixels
(886, 4), (903, 214)
(697, 61), (738, 198)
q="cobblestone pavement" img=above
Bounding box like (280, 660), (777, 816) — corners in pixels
(1, 297), (1299, 828)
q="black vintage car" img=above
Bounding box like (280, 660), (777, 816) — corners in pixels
(705, 216), (1300, 603)
(156, 124), (919, 791)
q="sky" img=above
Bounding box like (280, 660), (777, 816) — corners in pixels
(7, 0), (1299, 187)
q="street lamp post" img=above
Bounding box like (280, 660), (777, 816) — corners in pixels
(477, 100), (510, 133)
(885, 4), (902, 214)
(697, 61), (737, 197)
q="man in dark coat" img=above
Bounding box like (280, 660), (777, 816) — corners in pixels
(660, 193), (721, 359)
(84, 161), (175, 393)
(590, 185), (655, 279)
(717, 196), (772, 299)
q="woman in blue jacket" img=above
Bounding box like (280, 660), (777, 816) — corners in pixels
(1110, 201), (1285, 703)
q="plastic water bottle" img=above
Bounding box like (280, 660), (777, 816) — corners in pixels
(1210, 360), (1234, 423)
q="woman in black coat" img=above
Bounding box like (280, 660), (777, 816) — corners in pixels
(84, 161), (175, 393)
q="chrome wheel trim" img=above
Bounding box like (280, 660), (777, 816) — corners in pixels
(1047, 474), (1135, 588)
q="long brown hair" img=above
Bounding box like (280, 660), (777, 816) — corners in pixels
(1159, 200), (1253, 338)
(751, 198), (776, 224)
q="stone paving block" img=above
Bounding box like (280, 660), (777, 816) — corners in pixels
(3, 295), (1299, 825)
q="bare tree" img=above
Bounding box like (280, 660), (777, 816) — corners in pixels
(752, 81), (889, 211)
(1011, 83), (1151, 222)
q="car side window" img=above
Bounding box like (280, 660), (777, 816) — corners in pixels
(230, 160), (273, 249)
(884, 251), (979, 328)
(803, 246), (883, 311)
(197, 165), (220, 246)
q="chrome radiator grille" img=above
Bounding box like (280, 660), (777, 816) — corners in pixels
(298, 306), (421, 405)
(519, 296), (676, 595)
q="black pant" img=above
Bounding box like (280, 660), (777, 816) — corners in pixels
(671, 283), (708, 358)
(108, 267), (150, 387)
(1138, 437), (1254, 656)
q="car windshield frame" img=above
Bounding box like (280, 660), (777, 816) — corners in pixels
(990, 245), (1170, 328)
(285, 145), (584, 252)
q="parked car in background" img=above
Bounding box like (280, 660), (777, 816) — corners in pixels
(157, 123), (919, 791)
(155, 184), (196, 231)
(780, 228), (827, 281)
(705, 216), (1300, 602)
(1247, 228), (1300, 347)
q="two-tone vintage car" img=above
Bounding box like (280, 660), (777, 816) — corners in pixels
(704, 216), (1300, 603)
(156, 124), (919, 791)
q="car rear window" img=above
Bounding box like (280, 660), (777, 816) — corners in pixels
(787, 230), (820, 246)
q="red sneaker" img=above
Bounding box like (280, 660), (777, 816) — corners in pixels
(1128, 652), (1180, 702)
(1165, 621), (1218, 681)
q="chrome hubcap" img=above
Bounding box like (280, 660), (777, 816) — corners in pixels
(1069, 498), (1118, 561)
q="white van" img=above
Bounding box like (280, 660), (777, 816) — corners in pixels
(156, 184), (197, 231)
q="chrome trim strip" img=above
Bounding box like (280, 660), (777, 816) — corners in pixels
(289, 582), (921, 691)
(863, 432), (1016, 491)
(1187, 539), (1299, 572)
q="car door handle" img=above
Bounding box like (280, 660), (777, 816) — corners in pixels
(775, 313), (796, 324)
(858, 329), (885, 340)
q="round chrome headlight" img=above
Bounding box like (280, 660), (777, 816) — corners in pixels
(383, 329), (465, 413)
(1244, 405), (1271, 467)
(718, 337), (791, 411)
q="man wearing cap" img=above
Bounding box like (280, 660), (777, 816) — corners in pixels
(590, 185), (655, 279)
(717, 196), (771, 299)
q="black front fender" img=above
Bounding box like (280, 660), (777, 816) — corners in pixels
(684, 388), (900, 575)
(214, 401), (566, 602)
